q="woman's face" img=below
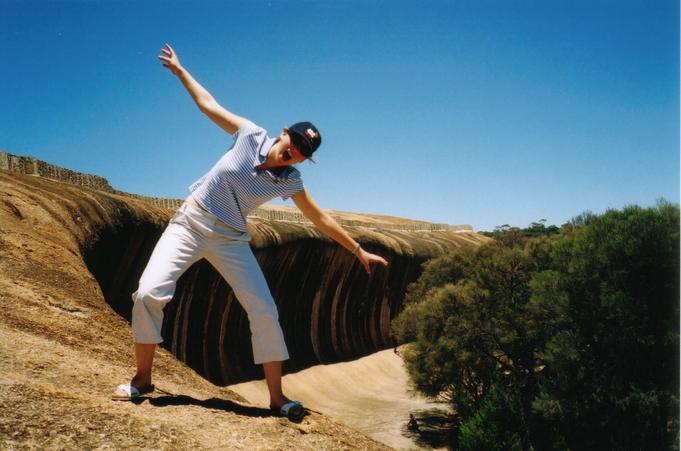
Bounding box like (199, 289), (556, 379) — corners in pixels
(269, 129), (307, 167)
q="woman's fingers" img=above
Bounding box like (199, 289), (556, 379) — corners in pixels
(159, 44), (175, 61)
(369, 253), (388, 265)
(358, 253), (388, 275)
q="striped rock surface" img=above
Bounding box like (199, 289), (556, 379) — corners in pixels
(1, 169), (488, 386)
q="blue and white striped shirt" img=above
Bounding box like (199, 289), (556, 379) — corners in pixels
(188, 121), (305, 232)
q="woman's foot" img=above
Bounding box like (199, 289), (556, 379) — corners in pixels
(111, 374), (154, 401)
(111, 383), (155, 401)
(270, 396), (305, 421)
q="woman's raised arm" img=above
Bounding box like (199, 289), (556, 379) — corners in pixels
(158, 43), (245, 135)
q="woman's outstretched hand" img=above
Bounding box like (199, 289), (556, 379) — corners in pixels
(158, 43), (183, 76)
(357, 249), (388, 274)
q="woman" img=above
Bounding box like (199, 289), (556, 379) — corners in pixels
(112, 44), (389, 421)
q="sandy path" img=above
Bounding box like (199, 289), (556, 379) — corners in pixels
(229, 349), (448, 450)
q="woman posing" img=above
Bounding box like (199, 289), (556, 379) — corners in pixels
(112, 44), (388, 421)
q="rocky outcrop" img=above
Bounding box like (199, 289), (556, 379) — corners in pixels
(0, 151), (114, 192)
(1, 157), (487, 386)
(86, 208), (485, 385)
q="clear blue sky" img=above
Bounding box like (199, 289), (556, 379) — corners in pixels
(2, 0), (678, 231)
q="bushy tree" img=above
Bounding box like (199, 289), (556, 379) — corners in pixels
(532, 202), (680, 450)
(393, 203), (679, 450)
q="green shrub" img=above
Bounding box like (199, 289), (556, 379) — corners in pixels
(393, 202), (679, 450)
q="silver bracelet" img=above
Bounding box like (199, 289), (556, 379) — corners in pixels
(352, 243), (361, 256)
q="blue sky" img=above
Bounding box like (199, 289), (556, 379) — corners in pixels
(2, 0), (678, 231)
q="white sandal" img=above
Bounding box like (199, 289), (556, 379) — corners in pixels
(111, 383), (155, 401)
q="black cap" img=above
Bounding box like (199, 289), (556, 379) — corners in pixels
(288, 122), (322, 158)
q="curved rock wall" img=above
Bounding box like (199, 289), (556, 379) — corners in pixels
(84, 206), (486, 384)
(2, 167), (488, 385)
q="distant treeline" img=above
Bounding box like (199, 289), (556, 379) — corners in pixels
(393, 201), (679, 450)
(480, 219), (561, 238)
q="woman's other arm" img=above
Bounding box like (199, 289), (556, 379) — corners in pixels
(292, 189), (388, 274)
(158, 43), (245, 135)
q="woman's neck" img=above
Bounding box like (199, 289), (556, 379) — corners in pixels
(257, 141), (287, 174)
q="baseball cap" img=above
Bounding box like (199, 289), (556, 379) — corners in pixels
(288, 122), (322, 159)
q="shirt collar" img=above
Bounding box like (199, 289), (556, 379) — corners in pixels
(255, 136), (277, 167)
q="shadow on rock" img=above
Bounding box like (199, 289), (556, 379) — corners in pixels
(147, 394), (272, 418)
(131, 390), (310, 423)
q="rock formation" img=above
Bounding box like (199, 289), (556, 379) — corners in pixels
(86, 203), (485, 385)
(1, 155), (487, 387)
(0, 154), (491, 448)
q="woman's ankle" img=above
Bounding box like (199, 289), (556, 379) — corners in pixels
(270, 394), (290, 408)
(131, 373), (152, 388)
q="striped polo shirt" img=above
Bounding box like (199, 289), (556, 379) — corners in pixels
(188, 120), (305, 232)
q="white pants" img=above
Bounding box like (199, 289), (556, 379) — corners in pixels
(131, 202), (289, 364)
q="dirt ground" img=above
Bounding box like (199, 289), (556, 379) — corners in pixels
(0, 172), (390, 450)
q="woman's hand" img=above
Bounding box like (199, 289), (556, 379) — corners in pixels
(158, 43), (183, 76)
(357, 248), (388, 274)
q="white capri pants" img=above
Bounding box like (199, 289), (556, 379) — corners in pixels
(131, 202), (289, 364)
